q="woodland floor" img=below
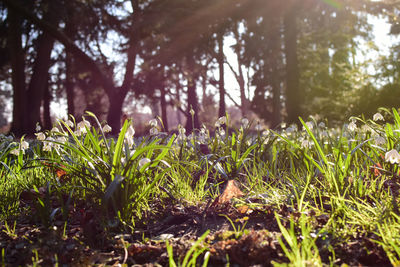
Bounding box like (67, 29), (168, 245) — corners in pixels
(0, 187), (392, 267)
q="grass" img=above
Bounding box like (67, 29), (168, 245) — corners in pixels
(1, 108), (400, 265)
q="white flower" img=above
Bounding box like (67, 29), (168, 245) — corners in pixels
(361, 125), (372, 133)
(56, 136), (67, 144)
(262, 130), (270, 136)
(51, 127), (60, 134)
(35, 123), (41, 132)
(286, 125), (297, 134)
(20, 140), (29, 151)
(217, 116), (227, 126)
(305, 121), (314, 130)
(65, 119), (74, 128)
(11, 140), (29, 155)
(149, 119), (158, 127)
(125, 136), (134, 148)
(10, 148), (20, 156)
(385, 149), (400, 164)
(102, 124), (112, 133)
(77, 119), (91, 133)
(241, 118), (249, 128)
(300, 139), (312, 149)
(255, 123), (263, 131)
(150, 127), (159, 135)
(35, 132), (46, 141)
(43, 138), (54, 152)
(374, 136), (386, 146)
(318, 122), (326, 128)
(373, 113), (384, 121)
(178, 125), (186, 135)
(126, 125), (135, 138)
(218, 127), (225, 136)
(138, 158), (151, 170)
(321, 131), (329, 138)
(348, 122), (357, 132)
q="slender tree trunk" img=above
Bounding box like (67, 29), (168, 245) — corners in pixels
(8, 7), (26, 137)
(284, 4), (301, 125)
(217, 32), (226, 118)
(270, 17), (282, 128)
(65, 51), (75, 117)
(185, 55), (200, 132)
(160, 86), (168, 131)
(233, 26), (248, 117)
(176, 83), (182, 124)
(42, 78), (52, 130)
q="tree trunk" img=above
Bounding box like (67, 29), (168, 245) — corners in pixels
(233, 26), (248, 117)
(42, 77), (52, 130)
(284, 4), (301, 126)
(8, 7), (26, 137)
(65, 51), (75, 118)
(217, 32), (226, 118)
(269, 17), (282, 128)
(106, 89), (126, 135)
(25, 0), (59, 135)
(160, 86), (168, 131)
(185, 55), (200, 132)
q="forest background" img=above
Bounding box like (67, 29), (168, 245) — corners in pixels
(1, 0), (400, 136)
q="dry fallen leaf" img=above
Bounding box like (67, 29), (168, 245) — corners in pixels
(212, 180), (244, 207)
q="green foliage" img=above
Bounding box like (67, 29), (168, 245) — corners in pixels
(2, 109), (400, 265)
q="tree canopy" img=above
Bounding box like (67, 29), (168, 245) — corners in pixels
(0, 0), (399, 135)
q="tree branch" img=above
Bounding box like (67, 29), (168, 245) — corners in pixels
(1, 0), (115, 94)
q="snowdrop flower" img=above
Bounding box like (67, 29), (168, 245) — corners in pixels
(138, 158), (151, 171)
(35, 123), (41, 132)
(149, 119), (158, 127)
(35, 132), (46, 141)
(65, 119), (74, 128)
(255, 122), (263, 131)
(241, 118), (249, 128)
(126, 125), (135, 137)
(51, 127), (60, 134)
(123, 125), (135, 148)
(21, 140), (29, 150)
(56, 136), (67, 144)
(320, 131), (329, 138)
(43, 138), (53, 152)
(11, 140), (29, 155)
(300, 138), (312, 149)
(178, 125), (186, 135)
(125, 138), (134, 148)
(218, 127), (226, 137)
(318, 122), (326, 128)
(373, 112), (384, 122)
(10, 147), (20, 156)
(102, 124), (112, 133)
(77, 119), (91, 134)
(385, 149), (400, 164)
(150, 127), (159, 135)
(361, 125), (372, 133)
(262, 130), (270, 136)
(374, 136), (386, 146)
(305, 121), (314, 130)
(215, 116), (227, 128)
(347, 121), (357, 132)
(286, 124), (297, 134)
